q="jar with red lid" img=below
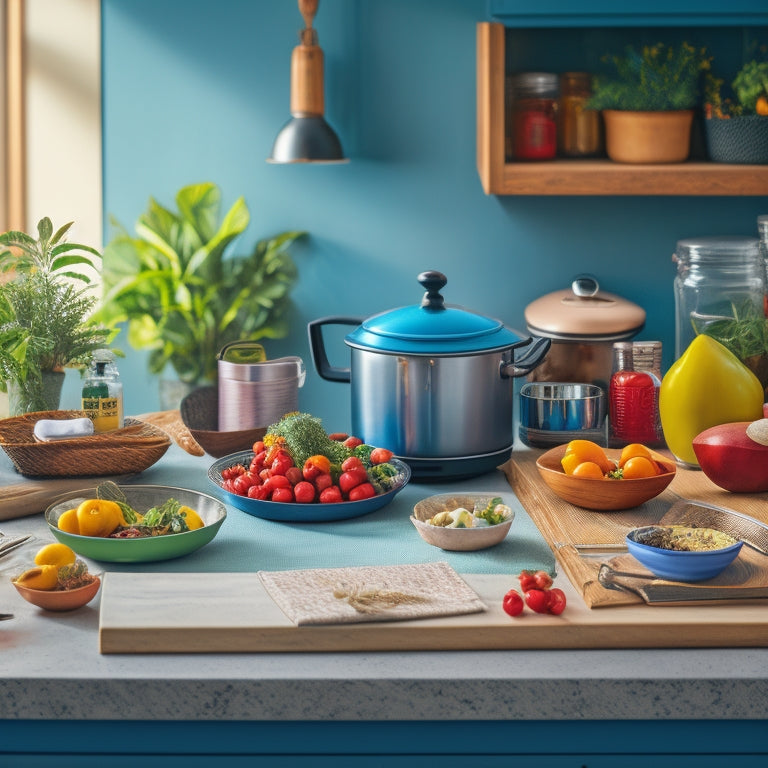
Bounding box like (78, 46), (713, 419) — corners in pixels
(510, 72), (558, 161)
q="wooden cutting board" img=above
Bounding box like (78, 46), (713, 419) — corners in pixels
(98, 571), (768, 654)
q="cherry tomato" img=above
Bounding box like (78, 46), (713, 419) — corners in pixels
(314, 472), (333, 492)
(319, 486), (343, 504)
(339, 468), (367, 494)
(547, 588), (567, 615)
(221, 464), (246, 480)
(572, 461), (605, 479)
(347, 482), (375, 501)
(502, 588), (524, 617)
(341, 456), (364, 472)
(518, 570), (538, 591)
(294, 481), (316, 504)
(250, 452), (267, 474)
(621, 456), (659, 479)
(247, 484), (269, 500)
(264, 474), (291, 493)
(271, 452), (294, 477)
(284, 466), (303, 486)
(370, 447), (394, 465)
(252, 440), (265, 454)
(343, 436), (364, 449)
(232, 474), (254, 496)
(524, 588), (551, 614)
(271, 487), (295, 503)
(533, 570), (553, 590)
(328, 432), (349, 442)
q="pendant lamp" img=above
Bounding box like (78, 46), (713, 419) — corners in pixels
(267, 0), (348, 164)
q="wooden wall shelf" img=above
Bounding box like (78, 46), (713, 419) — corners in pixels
(476, 22), (768, 196)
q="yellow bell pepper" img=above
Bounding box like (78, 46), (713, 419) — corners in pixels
(659, 334), (765, 466)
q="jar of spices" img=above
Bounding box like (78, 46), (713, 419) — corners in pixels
(510, 72), (558, 161)
(558, 72), (602, 157)
(81, 349), (124, 433)
(673, 236), (765, 359)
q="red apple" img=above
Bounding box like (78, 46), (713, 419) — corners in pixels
(692, 421), (768, 493)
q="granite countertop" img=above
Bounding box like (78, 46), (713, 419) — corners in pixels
(1, 443), (767, 723)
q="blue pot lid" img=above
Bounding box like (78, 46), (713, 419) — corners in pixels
(345, 271), (526, 355)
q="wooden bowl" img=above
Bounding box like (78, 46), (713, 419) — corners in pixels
(12, 576), (101, 611)
(180, 386), (266, 458)
(536, 444), (676, 511)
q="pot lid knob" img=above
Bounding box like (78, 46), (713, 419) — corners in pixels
(418, 270), (447, 310)
(571, 274), (599, 298)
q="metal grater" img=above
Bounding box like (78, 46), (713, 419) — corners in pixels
(661, 499), (768, 556)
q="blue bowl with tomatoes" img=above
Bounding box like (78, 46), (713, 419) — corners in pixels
(207, 450), (411, 523)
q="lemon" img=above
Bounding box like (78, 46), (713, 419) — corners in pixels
(57, 508), (80, 535)
(14, 564), (59, 591)
(34, 542), (76, 568)
(179, 505), (204, 530)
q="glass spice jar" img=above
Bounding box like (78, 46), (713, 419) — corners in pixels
(608, 341), (664, 448)
(558, 72), (602, 157)
(510, 72), (558, 161)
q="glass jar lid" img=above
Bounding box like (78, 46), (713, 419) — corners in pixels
(675, 236), (760, 264)
(511, 72), (558, 98)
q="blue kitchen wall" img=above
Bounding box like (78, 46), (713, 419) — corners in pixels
(88, 0), (767, 432)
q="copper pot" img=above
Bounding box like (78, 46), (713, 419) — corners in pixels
(524, 275), (646, 391)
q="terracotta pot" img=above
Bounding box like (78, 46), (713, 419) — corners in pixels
(603, 109), (694, 163)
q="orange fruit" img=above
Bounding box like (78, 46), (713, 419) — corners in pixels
(622, 456), (659, 479)
(179, 505), (204, 531)
(565, 440), (615, 474)
(57, 509), (80, 534)
(14, 564), (59, 591)
(572, 461), (605, 479)
(619, 443), (654, 468)
(34, 543), (76, 568)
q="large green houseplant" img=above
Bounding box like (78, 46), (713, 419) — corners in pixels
(0, 218), (114, 414)
(588, 41), (710, 163)
(97, 183), (306, 396)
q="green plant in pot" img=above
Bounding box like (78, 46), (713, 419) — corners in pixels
(588, 41), (710, 163)
(0, 218), (115, 415)
(704, 57), (768, 163)
(96, 182), (306, 407)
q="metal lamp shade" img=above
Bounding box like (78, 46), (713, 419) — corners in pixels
(268, 115), (347, 164)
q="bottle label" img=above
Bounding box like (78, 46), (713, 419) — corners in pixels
(82, 396), (121, 432)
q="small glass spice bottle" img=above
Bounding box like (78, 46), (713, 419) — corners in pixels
(558, 72), (602, 157)
(608, 341), (664, 448)
(510, 72), (558, 161)
(81, 349), (124, 433)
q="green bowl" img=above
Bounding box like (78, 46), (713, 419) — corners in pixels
(45, 484), (226, 563)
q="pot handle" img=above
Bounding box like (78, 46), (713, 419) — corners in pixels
(501, 336), (551, 379)
(308, 316), (363, 383)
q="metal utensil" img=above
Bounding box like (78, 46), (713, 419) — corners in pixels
(0, 533), (31, 558)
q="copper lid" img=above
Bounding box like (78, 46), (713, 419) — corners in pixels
(524, 275), (646, 341)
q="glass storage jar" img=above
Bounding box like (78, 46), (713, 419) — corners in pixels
(673, 236), (765, 359)
(558, 72), (601, 157)
(509, 72), (558, 161)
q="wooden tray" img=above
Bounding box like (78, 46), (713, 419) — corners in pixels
(98, 570), (768, 654)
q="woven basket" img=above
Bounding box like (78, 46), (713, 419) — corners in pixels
(180, 386), (265, 458)
(0, 410), (171, 478)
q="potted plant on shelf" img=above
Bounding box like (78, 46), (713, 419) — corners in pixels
(588, 41), (710, 163)
(96, 182), (306, 409)
(704, 57), (768, 164)
(0, 218), (115, 415)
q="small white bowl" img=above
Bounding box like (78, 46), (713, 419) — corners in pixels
(410, 493), (514, 552)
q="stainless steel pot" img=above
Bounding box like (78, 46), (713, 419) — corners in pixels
(524, 275), (646, 392)
(308, 271), (550, 479)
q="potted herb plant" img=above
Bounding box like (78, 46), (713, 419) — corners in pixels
(588, 42), (710, 163)
(96, 182), (306, 407)
(0, 218), (114, 415)
(704, 58), (768, 164)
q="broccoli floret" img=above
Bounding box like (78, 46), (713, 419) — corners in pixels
(367, 462), (400, 494)
(353, 444), (375, 466)
(266, 412), (351, 468)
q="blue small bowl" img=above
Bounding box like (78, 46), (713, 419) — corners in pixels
(626, 526), (743, 582)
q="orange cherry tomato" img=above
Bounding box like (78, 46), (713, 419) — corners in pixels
(618, 443), (654, 468)
(621, 456), (659, 479)
(564, 440), (615, 474)
(572, 461), (605, 479)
